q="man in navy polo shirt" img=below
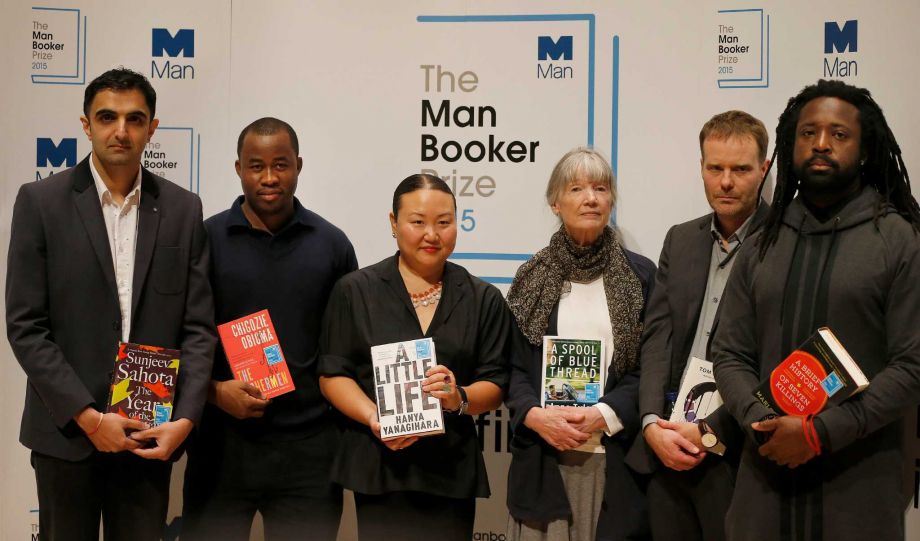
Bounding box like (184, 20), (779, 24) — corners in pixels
(181, 117), (357, 540)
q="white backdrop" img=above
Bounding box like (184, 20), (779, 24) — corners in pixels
(2, 1), (920, 540)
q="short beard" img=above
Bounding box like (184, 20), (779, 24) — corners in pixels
(793, 157), (860, 199)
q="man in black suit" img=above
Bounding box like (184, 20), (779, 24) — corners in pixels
(627, 111), (769, 540)
(6, 68), (216, 541)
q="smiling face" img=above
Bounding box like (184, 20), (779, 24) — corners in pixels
(551, 174), (613, 246)
(701, 134), (769, 236)
(792, 96), (863, 206)
(235, 130), (302, 230)
(80, 88), (158, 172)
(390, 188), (457, 275)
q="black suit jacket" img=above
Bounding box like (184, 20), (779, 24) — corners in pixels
(626, 203), (768, 474)
(6, 156), (217, 461)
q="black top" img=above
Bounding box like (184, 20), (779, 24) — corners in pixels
(317, 254), (511, 498)
(205, 196), (357, 438)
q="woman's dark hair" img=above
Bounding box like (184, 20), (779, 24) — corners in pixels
(392, 174), (457, 217)
(84, 67), (157, 118)
(759, 79), (920, 258)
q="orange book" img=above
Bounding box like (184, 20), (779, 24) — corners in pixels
(217, 309), (295, 399)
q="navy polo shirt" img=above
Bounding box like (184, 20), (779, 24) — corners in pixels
(205, 196), (357, 436)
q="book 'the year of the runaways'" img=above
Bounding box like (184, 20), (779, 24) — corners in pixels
(753, 327), (869, 416)
(541, 337), (606, 407)
(371, 337), (445, 440)
(107, 342), (180, 426)
(217, 309), (295, 400)
(670, 357), (723, 424)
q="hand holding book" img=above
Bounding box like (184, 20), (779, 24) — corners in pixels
(420, 365), (463, 412)
(129, 417), (194, 461)
(752, 416), (817, 468)
(76, 408), (148, 453)
(367, 410), (420, 451)
(209, 379), (270, 419)
(522, 406), (590, 451)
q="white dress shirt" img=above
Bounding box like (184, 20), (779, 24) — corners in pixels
(90, 156), (142, 343)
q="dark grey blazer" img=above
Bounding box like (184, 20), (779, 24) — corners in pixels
(6, 155), (217, 461)
(626, 203), (768, 473)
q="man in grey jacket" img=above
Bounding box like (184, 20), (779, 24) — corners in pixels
(632, 110), (769, 541)
(711, 80), (920, 540)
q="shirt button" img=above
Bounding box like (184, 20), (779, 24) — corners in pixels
(712, 297), (719, 303)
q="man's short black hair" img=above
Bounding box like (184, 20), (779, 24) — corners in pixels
(236, 117), (300, 157)
(83, 68), (157, 118)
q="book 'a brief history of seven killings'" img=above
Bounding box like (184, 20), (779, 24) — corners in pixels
(371, 337), (445, 440)
(753, 327), (869, 416)
(107, 342), (180, 426)
(217, 309), (295, 400)
(541, 337), (606, 407)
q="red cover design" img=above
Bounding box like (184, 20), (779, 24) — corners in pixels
(217, 309), (295, 399)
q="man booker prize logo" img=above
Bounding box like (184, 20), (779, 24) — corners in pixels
(151, 28), (195, 80)
(537, 35), (573, 79)
(824, 20), (857, 78)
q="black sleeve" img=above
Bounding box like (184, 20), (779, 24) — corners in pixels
(505, 324), (541, 433)
(470, 284), (512, 389)
(317, 278), (362, 380)
(638, 226), (676, 419)
(6, 184), (94, 426)
(711, 242), (773, 442)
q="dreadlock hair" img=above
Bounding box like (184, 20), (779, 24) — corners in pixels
(758, 79), (920, 259)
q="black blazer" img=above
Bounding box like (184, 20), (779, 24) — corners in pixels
(626, 203), (768, 474)
(505, 248), (655, 540)
(6, 156), (217, 461)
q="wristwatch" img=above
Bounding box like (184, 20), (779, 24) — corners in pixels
(456, 385), (469, 416)
(698, 419), (726, 456)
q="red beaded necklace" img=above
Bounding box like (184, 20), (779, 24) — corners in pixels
(410, 281), (443, 308)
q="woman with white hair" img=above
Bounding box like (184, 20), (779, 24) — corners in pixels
(505, 147), (654, 541)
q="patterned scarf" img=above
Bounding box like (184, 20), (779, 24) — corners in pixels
(507, 225), (645, 381)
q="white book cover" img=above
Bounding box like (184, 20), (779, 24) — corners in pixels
(669, 356), (723, 423)
(371, 337), (445, 440)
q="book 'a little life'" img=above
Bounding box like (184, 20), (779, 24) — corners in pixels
(371, 337), (445, 440)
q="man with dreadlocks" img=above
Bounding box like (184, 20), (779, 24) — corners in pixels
(711, 79), (920, 541)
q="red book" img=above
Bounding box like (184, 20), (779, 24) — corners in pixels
(753, 327), (869, 416)
(217, 309), (295, 399)
(107, 342), (180, 426)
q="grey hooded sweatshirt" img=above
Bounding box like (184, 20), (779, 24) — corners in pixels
(711, 185), (920, 541)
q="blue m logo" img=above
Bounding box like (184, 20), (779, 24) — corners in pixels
(538, 36), (573, 61)
(36, 138), (76, 168)
(824, 20), (857, 54)
(152, 28), (195, 58)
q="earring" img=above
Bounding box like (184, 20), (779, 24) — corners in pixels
(392, 232), (396, 238)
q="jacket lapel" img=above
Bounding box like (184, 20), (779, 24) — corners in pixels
(72, 157), (118, 300)
(131, 170), (161, 317)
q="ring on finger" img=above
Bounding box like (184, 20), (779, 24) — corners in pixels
(441, 383), (452, 393)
